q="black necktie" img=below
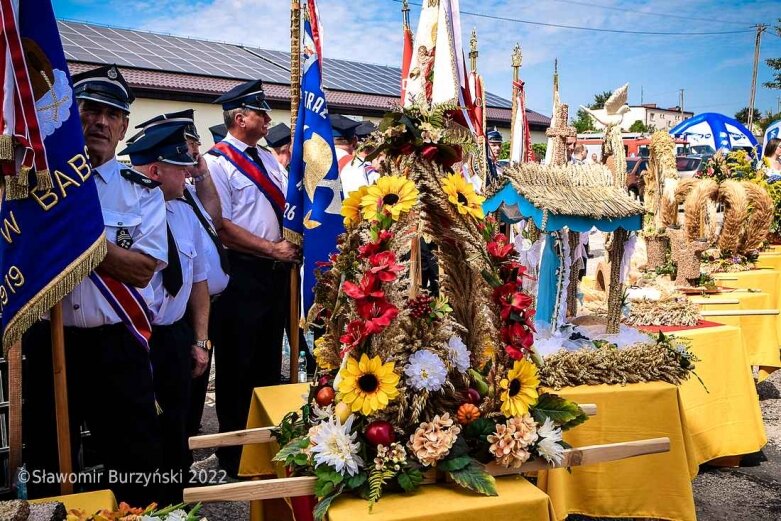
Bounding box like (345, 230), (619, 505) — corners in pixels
(245, 146), (261, 164)
(162, 224), (183, 296)
(182, 190), (230, 274)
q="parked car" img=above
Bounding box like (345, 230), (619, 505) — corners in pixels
(626, 157), (648, 199)
(676, 155), (703, 178)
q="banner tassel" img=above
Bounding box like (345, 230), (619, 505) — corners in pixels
(4, 170), (28, 200)
(0, 135), (13, 161)
(35, 168), (52, 191)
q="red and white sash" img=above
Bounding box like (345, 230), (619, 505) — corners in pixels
(88, 270), (152, 351)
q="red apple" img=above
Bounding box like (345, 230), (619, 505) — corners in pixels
(315, 386), (335, 407)
(466, 388), (481, 404)
(364, 420), (396, 447)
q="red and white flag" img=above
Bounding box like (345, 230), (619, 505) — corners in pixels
(510, 80), (534, 163)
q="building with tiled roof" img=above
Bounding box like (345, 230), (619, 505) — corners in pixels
(60, 20), (550, 149)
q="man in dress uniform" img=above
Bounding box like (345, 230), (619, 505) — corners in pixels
(131, 110), (231, 442)
(332, 114), (379, 196)
(22, 65), (164, 503)
(205, 79), (300, 475)
(265, 122), (292, 169)
(121, 123), (210, 499)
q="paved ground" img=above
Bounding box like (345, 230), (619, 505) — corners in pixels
(191, 234), (781, 519)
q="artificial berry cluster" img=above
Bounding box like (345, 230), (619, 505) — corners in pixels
(406, 293), (434, 319)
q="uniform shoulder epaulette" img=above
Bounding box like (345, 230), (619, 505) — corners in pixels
(120, 167), (161, 188)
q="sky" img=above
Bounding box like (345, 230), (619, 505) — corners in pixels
(52, 0), (781, 121)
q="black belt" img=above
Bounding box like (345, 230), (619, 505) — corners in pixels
(226, 250), (291, 271)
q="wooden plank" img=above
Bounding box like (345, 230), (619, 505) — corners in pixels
(688, 299), (740, 305)
(700, 309), (779, 317)
(485, 436), (670, 475)
(189, 405), (599, 450)
(182, 437), (670, 503)
(189, 427), (275, 449)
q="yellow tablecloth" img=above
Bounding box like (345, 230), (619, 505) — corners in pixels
(756, 251), (781, 271)
(536, 382), (697, 521)
(31, 489), (117, 512)
(691, 291), (781, 380)
(328, 477), (556, 521)
(239, 384), (557, 521)
(676, 325), (767, 465)
(712, 269), (781, 337)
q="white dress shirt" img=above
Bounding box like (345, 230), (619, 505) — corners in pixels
(336, 148), (379, 197)
(184, 184), (230, 296)
(206, 132), (287, 242)
(151, 199), (208, 326)
(62, 158), (167, 328)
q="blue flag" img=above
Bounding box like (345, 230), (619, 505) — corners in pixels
(284, 9), (344, 316)
(0, 0), (105, 350)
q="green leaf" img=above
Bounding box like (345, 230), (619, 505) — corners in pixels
(368, 468), (396, 509)
(346, 471), (367, 490)
(463, 418), (496, 441)
(314, 479), (335, 498)
(315, 465), (345, 486)
(313, 487), (344, 521)
(531, 393), (589, 431)
(446, 435), (470, 459)
(437, 455), (472, 472)
(396, 467), (423, 492)
(448, 462), (497, 496)
(272, 436), (306, 462)
(293, 453), (309, 466)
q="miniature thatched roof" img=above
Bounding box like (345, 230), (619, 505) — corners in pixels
(499, 162), (645, 219)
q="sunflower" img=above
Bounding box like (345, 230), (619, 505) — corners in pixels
(337, 353), (400, 415)
(499, 359), (540, 417)
(341, 185), (369, 227)
(441, 172), (485, 219)
(360, 175), (419, 221)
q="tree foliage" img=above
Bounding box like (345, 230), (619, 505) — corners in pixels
(590, 90), (614, 110)
(764, 20), (781, 89)
(572, 107), (596, 133)
(734, 107), (762, 125)
(628, 119), (650, 133)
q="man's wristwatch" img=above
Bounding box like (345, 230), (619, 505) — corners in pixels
(192, 171), (211, 183)
(195, 339), (213, 352)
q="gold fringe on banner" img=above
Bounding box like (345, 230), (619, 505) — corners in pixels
(4, 174), (28, 200)
(0, 135), (13, 161)
(2, 234), (107, 354)
(283, 228), (303, 247)
(35, 169), (53, 192)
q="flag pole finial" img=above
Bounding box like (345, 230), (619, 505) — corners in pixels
(402, 0), (410, 28)
(512, 43), (522, 82)
(469, 28), (478, 72)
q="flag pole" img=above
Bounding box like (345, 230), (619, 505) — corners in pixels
(50, 302), (73, 494)
(510, 43), (521, 152)
(7, 340), (23, 495)
(289, 0), (302, 383)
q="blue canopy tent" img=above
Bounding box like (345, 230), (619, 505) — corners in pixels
(483, 163), (644, 329)
(669, 112), (758, 153)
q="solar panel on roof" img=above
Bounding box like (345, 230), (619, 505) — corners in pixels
(58, 20), (517, 110)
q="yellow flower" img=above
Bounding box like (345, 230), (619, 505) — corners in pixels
(360, 175), (419, 221)
(341, 185), (369, 227)
(499, 359), (540, 417)
(441, 172), (485, 219)
(313, 337), (336, 371)
(337, 353), (400, 415)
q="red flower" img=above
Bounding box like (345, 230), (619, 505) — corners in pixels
(343, 273), (384, 300)
(487, 233), (514, 260)
(501, 322), (534, 350)
(504, 344), (526, 360)
(340, 320), (369, 356)
(356, 299), (399, 334)
(358, 230), (394, 258)
(368, 251), (404, 282)
(493, 282), (532, 318)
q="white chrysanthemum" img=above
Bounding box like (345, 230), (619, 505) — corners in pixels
(312, 403), (334, 421)
(536, 417), (565, 465)
(164, 510), (188, 521)
(309, 414), (364, 476)
(446, 336), (471, 374)
(404, 349), (448, 391)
